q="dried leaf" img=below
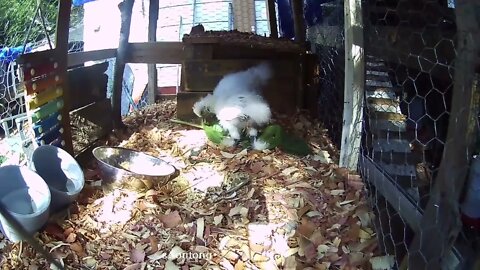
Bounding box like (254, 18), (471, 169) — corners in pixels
(297, 218), (316, 238)
(130, 247), (146, 263)
(228, 205), (248, 217)
(160, 211), (183, 228)
(250, 162), (265, 174)
(43, 223), (65, 240)
(213, 215), (224, 226)
(330, 189), (345, 196)
(220, 151), (237, 159)
(65, 233), (76, 243)
(124, 263), (146, 270)
(317, 244), (329, 259)
(168, 246), (186, 261)
(370, 255), (395, 270)
(312, 151), (332, 164)
(69, 242), (85, 257)
(282, 167), (299, 175)
(196, 218), (205, 239)
(147, 251), (166, 261)
(165, 261), (181, 270)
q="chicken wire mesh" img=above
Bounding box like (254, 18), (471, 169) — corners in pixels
(357, 0), (480, 268)
(306, 0), (345, 148)
(0, 1), (84, 137)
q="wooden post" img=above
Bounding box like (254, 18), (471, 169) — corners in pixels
(55, 0), (74, 155)
(408, 1), (480, 269)
(290, 0), (305, 44)
(266, 0), (278, 38)
(147, 0), (159, 104)
(111, 0), (134, 129)
(339, 0), (365, 170)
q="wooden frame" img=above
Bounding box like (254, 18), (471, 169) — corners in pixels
(340, 0), (365, 170)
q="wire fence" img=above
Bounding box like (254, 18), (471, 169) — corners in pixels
(358, 0), (480, 268)
(0, 1), (84, 165)
(306, 0), (345, 148)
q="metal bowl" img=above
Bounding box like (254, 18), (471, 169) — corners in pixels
(92, 146), (176, 191)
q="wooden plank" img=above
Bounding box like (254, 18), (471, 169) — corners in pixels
(176, 91), (210, 122)
(370, 111), (406, 121)
(360, 156), (423, 232)
(147, 0), (159, 105)
(126, 42), (183, 64)
(372, 151), (424, 165)
(340, 0), (365, 170)
(70, 99), (113, 155)
(266, 0), (278, 38)
(68, 62), (109, 111)
(183, 44), (214, 60)
(16, 49), (56, 66)
(112, 0), (135, 129)
(54, 0), (74, 155)
(372, 138), (411, 153)
(183, 59), (298, 91)
(67, 49), (116, 67)
(407, 1), (480, 269)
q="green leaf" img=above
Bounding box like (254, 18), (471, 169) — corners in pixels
(202, 123), (226, 145)
(258, 124), (284, 149)
(279, 132), (312, 157)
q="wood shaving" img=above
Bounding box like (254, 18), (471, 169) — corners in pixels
(0, 99), (379, 269)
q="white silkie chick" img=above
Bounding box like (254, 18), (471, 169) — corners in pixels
(192, 62), (273, 148)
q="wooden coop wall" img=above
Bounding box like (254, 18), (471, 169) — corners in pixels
(177, 41), (303, 121)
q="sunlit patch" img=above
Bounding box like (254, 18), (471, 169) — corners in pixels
(92, 189), (139, 232)
(182, 163), (225, 193)
(175, 130), (208, 152)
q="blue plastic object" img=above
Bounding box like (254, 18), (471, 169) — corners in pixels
(0, 45), (32, 64)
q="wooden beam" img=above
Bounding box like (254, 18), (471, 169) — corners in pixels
(126, 42), (183, 64)
(67, 49), (116, 67)
(147, 0), (159, 105)
(111, 0), (134, 129)
(266, 0), (278, 38)
(55, 0), (74, 155)
(360, 157), (422, 231)
(340, 0), (365, 170)
(290, 0), (305, 44)
(407, 1), (480, 269)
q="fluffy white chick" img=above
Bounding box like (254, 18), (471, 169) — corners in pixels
(192, 62), (273, 141)
(215, 93), (272, 140)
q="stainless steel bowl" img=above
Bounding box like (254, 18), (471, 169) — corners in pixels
(92, 146), (176, 191)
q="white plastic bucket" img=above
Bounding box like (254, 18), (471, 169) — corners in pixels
(31, 145), (85, 213)
(0, 165), (51, 242)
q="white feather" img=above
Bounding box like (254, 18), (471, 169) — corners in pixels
(192, 63), (273, 138)
(192, 93), (214, 117)
(220, 137), (236, 147)
(252, 138), (270, 151)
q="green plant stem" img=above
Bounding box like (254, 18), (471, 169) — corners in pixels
(169, 119), (203, 129)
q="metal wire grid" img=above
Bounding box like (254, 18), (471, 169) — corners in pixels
(358, 0), (480, 268)
(306, 0), (345, 148)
